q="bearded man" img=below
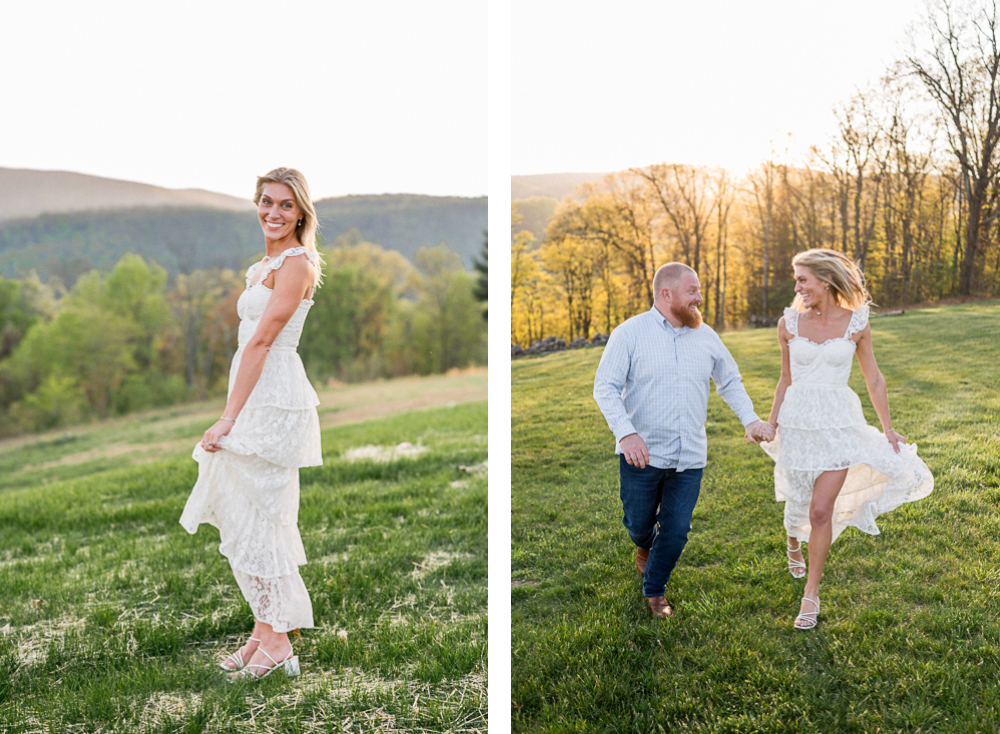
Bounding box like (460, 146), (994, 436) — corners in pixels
(593, 262), (774, 619)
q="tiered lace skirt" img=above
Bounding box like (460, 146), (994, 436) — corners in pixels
(761, 384), (934, 543)
(180, 346), (322, 632)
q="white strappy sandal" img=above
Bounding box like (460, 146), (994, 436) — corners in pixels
(229, 647), (300, 680)
(795, 596), (820, 630)
(786, 540), (806, 579)
(219, 636), (260, 671)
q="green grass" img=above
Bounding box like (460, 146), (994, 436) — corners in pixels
(511, 302), (1000, 734)
(0, 369), (488, 493)
(0, 401), (488, 733)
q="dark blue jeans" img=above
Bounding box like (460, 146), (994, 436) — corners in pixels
(619, 455), (704, 598)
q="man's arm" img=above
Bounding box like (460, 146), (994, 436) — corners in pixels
(593, 325), (650, 466)
(710, 336), (768, 442)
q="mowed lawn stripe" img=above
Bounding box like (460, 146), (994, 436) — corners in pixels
(512, 302), (999, 734)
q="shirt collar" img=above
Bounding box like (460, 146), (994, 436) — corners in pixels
(650, 305), (688, 334)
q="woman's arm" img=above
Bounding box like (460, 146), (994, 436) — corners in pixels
(201, 254), (314, 451)
(766, 318), (793, 429)
(853, 324), (904, 453)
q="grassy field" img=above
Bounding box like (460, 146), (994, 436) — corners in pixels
(511, 302), (1000, 734)
(0, 375), (488, 733)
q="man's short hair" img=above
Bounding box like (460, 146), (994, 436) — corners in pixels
(653, 263), (696, 298)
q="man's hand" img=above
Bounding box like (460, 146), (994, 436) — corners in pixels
(745, 420), (775, 445)
(620, 433), (650, 468)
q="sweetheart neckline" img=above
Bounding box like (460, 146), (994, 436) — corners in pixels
(790, 335), (857, 348)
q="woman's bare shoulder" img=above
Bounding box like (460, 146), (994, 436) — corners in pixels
(777, 316), (791, 340)
(274, 250), (313, 271)
(270, 250), (314, 280)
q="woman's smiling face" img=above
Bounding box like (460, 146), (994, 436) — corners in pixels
(794, 265), (826, 308)
(257, 182), (302, 243)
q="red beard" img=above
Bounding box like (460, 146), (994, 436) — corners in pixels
(672, 302), (703, 329)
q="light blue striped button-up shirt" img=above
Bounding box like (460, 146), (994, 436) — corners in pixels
(593, 306), (760, 471)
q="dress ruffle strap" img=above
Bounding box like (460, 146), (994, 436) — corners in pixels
(245, 247), (317, 287)
(783, 307), (799, 336)
(845, 305), (870, 339)
(259, 247), (316, 280)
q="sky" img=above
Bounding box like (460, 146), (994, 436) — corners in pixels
(512, 0), (932, 177)
(1, 0), (486, 200)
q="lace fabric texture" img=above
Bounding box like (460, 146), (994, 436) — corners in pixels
(761, 306), (934, 543)
(179, 249), (319, 632)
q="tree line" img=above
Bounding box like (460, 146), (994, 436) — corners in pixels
(511, 0), (1000, 347)
(0, 230), (487, 436)
(0, 194), (487, 289)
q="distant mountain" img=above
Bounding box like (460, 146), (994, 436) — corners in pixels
(512, 197), (558, 243)
(0, 208), (262, 285)
(511, 172), (607, 201)
(0, 193), (487, 285)
(313, 194), (486, 266)
(0, 167), (254, 221)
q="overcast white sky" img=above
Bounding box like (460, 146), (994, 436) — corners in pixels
(1, 0), (486, 200)
(513, 0), (931, 176)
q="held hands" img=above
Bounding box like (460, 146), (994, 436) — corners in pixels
(885, 428), (905, 454)
(623, 421), (775, 464)
(620, 433), (650, 468)
(745, 420), (776, 445)
(200, 420), (234, 453)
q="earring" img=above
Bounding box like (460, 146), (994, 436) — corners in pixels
(297, 219), (303, 227)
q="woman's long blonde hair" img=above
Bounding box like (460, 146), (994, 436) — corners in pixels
(790, 248), (871, 311)
(253, 167), (324, 287)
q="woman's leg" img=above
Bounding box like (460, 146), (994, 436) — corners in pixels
(779, 466), (810, 575)
(797, 468), (848, 625)
(786, 534), (804, 569)
(221, 620), (264, 670)
(237, 620), (293, 676)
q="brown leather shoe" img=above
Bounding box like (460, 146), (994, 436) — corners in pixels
(636, 547), (649, 576)
(647, 596), (673, 619)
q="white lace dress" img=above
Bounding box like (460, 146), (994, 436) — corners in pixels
(761, 306), (934, 543)
(180, 247), (322, 632)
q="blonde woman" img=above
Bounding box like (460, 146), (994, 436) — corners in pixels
(760, 249), (933, 630)
(180, 168), (324, 678)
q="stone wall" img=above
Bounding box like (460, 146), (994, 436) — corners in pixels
(511, 333), (609, 358)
